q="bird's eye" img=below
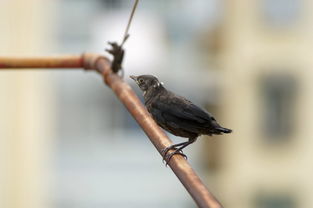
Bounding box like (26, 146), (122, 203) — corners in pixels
(139, 79), (144, 83)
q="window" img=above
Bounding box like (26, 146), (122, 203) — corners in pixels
(260, 74), (297, 142)
(260, 0), (301, 28)
(255, 192), (297, 208)
(100, 0), (124, 9)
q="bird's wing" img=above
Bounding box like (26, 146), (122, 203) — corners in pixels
(168, 94), (214, 122)
(151, 92), (217, 133)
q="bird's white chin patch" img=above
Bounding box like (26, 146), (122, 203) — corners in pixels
(153, 82), (161, 88)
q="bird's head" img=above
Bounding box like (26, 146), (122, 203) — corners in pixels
(130, 75), (163, 95)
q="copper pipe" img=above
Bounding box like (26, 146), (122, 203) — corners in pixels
(0, 54), (223, 208)
(0, 55), (83, 68)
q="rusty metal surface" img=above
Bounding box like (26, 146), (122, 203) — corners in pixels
(0, 56), (83, 68)
(0, 54), (224, 208)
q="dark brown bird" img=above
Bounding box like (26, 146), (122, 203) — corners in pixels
(130, 75), (232, 164)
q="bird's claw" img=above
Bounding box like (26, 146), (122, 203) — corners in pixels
(161, 146), (171, 156)
(161, 147), (188, 166)
(164, 151), (188, 166)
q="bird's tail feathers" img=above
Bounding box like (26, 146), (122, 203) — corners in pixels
(217, 127), (233, 134)
(211, 126), (232, 135)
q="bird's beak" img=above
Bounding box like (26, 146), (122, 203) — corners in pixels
(130, 75), (138, 82)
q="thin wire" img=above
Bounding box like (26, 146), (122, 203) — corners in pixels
(121, 0), (139, 47)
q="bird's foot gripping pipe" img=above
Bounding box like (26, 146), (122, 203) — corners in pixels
(161, 147), (188, 166)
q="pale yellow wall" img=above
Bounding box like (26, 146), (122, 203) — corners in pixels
(0, 0), (54, 208)
(217, 0), (313, 207)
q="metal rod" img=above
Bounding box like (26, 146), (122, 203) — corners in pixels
(121, 0), (139, 46)
(0, 55), (223, 208)
(0, 56), (83, 69)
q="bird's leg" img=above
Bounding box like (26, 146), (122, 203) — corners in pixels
(162, 148), (188, 164)
(163, 138), (197, 165)
(161, 142), (189, 164)
(161, 142), (189, 157)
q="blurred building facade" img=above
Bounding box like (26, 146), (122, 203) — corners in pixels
(0, 0), (54, 208)
(205, 0), (313, 208)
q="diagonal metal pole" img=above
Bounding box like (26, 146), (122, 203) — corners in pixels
(0, 54), (223, 208)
